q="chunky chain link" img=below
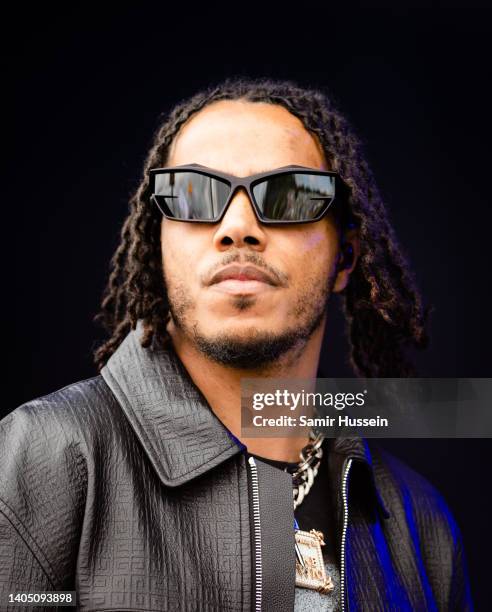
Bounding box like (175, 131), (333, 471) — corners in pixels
(289, 430), (325, 509)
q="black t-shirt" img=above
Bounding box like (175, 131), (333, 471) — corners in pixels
(250, 437), (337, 563)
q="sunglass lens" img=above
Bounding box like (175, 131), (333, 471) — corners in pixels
(252, 173), (335, 221)
(154, 171), (230, 220)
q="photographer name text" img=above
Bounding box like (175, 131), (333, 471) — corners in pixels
(252, 414), (389, 428)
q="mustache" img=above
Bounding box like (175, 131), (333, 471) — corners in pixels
(201, 251), (289, 288)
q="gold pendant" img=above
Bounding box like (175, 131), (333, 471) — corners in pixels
(295, 529), (334, 594)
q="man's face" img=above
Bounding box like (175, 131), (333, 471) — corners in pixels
(161, 99), (353, 369)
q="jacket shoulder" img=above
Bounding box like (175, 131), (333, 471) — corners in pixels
(2, 374), (116, 430)
(0, 374), (123, 505)
(1, 375), (124, 450)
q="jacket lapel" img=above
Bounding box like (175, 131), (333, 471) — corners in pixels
(100, 322), (242, 487)
(327, 436), (391, 555)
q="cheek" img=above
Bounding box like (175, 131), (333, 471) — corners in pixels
(279, 227), (337, 277)
(161, 225), (195, 273)
(302, 232), (329, 251)
(290, 222), (337, 253)
(161, 249), (183, 292)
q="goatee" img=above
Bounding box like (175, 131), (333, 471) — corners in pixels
(191, 306), (326, 369)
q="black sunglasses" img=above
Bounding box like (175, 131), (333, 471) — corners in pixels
(148, 163), (345, 224)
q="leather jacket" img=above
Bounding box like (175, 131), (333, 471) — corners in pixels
(0, 324), (473, 611)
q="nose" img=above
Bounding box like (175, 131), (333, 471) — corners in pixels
(212, 187), (268, 252)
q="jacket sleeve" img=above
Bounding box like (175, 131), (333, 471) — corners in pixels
(0, 509), (55, 596)
(447, 512), (474, 611)
(415, 476), (474, 611)
(373, 445), (474, 610)
(0, 398), (87, 601)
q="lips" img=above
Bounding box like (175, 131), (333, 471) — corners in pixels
(208, 264), (278, 287)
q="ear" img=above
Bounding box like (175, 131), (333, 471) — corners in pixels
(332, 228), (360, 293)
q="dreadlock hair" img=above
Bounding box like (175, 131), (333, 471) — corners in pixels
(93, 76), (432, 377)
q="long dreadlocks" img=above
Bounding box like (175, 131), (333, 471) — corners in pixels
(93, 77), (431, 377)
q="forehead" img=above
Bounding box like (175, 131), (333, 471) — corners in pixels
(166, 99), (328, 176)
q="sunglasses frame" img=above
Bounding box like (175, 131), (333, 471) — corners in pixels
(148, 163), (344, 225)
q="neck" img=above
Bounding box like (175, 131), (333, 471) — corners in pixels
(166, 318), (326, 463)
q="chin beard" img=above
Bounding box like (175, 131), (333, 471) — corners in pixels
(164, 264), (337, 370)
(190, 307), (326, 370)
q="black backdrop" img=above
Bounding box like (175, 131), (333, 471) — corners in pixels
(4, 3), (491, 607)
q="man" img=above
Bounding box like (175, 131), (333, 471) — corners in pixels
(1, 78), (472, 611)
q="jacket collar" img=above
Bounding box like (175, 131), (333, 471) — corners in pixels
(100, 321), (242, 487)
(100, 322), (389, 518)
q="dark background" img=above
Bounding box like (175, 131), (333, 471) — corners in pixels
(4, 2), (491, 607)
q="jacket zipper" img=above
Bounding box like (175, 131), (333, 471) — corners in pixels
(248, 456), (262, 612)
(340, 458), (353, 612)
